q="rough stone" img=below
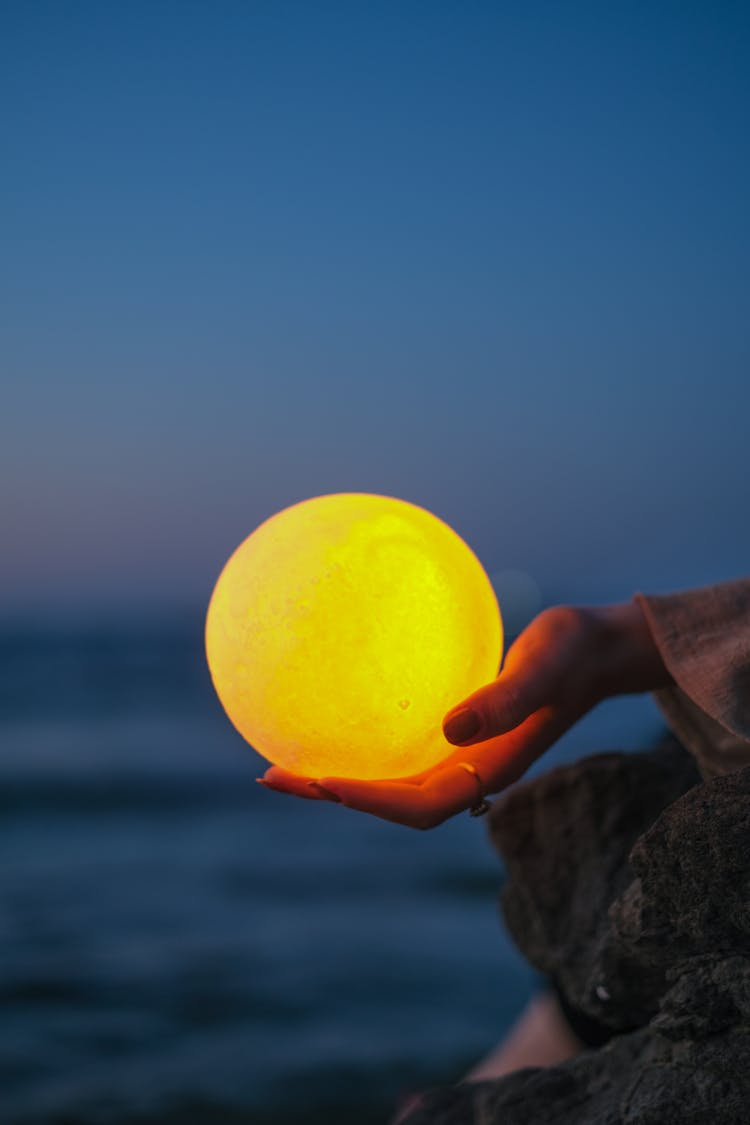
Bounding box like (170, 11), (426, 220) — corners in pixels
(400, 743), (750, 1124)
(492, 740), (701, 1031)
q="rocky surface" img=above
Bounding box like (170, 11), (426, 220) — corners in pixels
(401, 742), (750, 1124)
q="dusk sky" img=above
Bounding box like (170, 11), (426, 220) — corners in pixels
(4, 2), (749, 618)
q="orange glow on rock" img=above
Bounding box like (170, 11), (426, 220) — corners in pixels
(205, 494), (503, 780)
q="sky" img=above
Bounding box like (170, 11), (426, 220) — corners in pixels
(3, 1), (749, 618)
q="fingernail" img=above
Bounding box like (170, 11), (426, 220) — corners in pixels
(443, 708), (482, 744)
(256, 778), (280, 791)
(308, 781), (342, 803)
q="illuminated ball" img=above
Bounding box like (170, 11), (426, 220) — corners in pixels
(205, 493), (502, 780)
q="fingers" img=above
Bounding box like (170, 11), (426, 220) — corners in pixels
(260, 765), (334, 801)
(443, 668), (546, 746)
(259, 764), (481, 827)
(443, 606), (596, 746)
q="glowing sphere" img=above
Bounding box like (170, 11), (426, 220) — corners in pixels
(205, 493), (502, 780)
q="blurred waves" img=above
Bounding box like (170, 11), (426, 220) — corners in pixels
(1, 618), (539, 1124)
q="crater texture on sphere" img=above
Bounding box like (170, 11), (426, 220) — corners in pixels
(205, 493), (502, 779)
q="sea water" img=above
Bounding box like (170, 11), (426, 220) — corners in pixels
(0, 616), (663, 1124)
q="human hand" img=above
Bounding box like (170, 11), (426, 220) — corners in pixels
(259, 601), (672, 829)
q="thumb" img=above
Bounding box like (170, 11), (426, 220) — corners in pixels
(442, 669), (551, 745)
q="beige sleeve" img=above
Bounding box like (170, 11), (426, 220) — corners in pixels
(635, 577), (750, 778)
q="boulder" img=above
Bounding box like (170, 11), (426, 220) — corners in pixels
(401, 743), (750, 1124)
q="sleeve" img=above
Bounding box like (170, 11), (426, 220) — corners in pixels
(634, 577), (750, 778)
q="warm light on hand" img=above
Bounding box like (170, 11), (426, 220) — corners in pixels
(205, 493), (502, 780)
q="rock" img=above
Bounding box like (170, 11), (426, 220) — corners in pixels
(492, 740), (701, 1031)
(399, 744), (750, 1124)
(612, 768), (750, 966)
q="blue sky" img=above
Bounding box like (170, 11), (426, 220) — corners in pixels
(3, 1), (749, 615)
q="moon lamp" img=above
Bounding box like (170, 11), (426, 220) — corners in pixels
(205, 493), (503, 780)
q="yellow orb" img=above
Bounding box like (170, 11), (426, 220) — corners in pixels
(205, 493), (502, 780)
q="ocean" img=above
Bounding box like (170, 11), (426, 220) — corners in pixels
(0, 616), (665, 1124)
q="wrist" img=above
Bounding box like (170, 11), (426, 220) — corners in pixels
(591, 600), (673, 699)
